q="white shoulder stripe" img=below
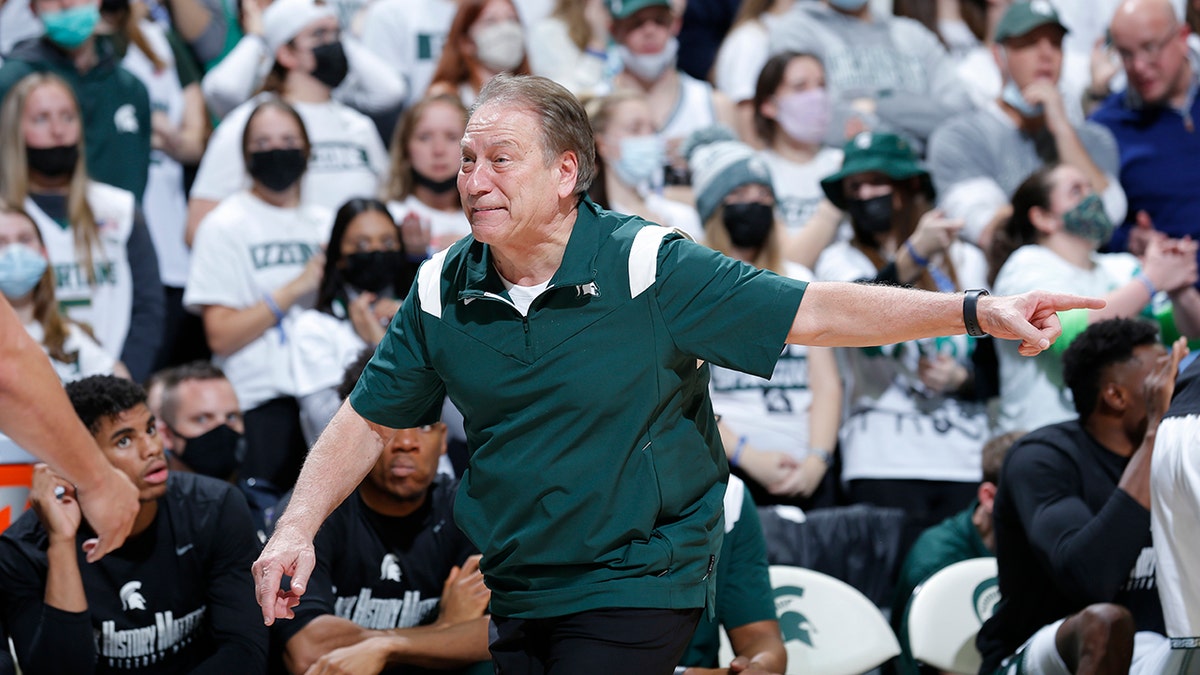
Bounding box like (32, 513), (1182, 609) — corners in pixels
(630, 225), (689, 298)
(417, 247), (452, 319)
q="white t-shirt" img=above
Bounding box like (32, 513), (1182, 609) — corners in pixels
(658, 73), (720, 152)
(387, 195), (471, 252)
(122, 19), (191, 288)
(759, 147), (845, 233)
(359, 0), (458, 106)
(815, 239), (992, 483)
(992, 244), (1140, 433)
(710, 263), (820, 460)
(189, 95), (388, 213)
(24, 321), (116, 383)
(610, 193), (703, 242)
(714, 20), (769, 104)
(184, 191), (333, 409)
(26, 182), (136, 362)
(290, 308), (369, 398)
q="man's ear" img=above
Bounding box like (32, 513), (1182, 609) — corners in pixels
(978, 481), (998, 513)
(556, 150), (579, 200)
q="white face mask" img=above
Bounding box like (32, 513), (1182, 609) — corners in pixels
(617, 37), (679, 82)
(474, 20), (526, 72)
(612, 134), (665, 188)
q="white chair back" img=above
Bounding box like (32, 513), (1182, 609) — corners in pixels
(720, 565), (900, 675)
(906, 557), (999, 674)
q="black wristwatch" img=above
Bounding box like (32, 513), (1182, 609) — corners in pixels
(963, 289), (989, 337)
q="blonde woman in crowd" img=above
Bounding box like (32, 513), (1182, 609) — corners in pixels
(383, 94), (470, 253)
(688, 127), (842, 509)
(0, 201), (123, 381)
(0, 72), (164, 381)
(585, 90), (701, 239)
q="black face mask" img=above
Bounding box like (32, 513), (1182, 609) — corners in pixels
(342, 250), (405, 293)
(247, 148), (307, 192)
(846, 194), (894, 234)
(26, 144), (79, 178)
(174, 424), (243, 479)
(311, 41), (349, 89)
(723, 202), (775, 249)
(412, 169), (458, 194)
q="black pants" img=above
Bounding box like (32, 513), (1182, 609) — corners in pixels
(490, 607), (703, 675)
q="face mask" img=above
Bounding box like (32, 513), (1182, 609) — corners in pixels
(1001, 80), (1044, 118)
(1061, 194), (1114, 247)
(41, 4), (99, 49)
(342, 250), (405, 293)
(473, 20), (526, 72)
(26, 144), (79, 178)
(612, 134), (665, 187)
(828, 0), (869, 11)
(723, 202), (775, 249)
(247, 148), (307, 192)
(413, 168), (458, 194)
(846, 193), (894, 234)
(310, 40), (349, 89)
(775, 88), (831, 145)
(173, 424), (242, 479)
(0, 243), (48, 299)
(617, 37), (679, 82)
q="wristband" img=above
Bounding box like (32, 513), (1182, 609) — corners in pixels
(263, 292), (285, 324)
(674, 668), (688, 675)
(585, 46), (608, 59)
(730, 436), (748, 467)
(263, 292), (288, 344)
(1135, 272), (1157, 298)
(905, 240), (929, 268)
(963, 289), (989, 337)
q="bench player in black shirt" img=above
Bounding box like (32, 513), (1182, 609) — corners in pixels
(978, 319), (1184, 674)
(0, 375), (267, 674)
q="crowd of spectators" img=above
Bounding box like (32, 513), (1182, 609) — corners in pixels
(1, 0), (1197, 672)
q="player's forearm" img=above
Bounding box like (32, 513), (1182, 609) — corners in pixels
(285, 615), (372, 674)
(44, 537), (87, 613)
(381, 616), (493, 668)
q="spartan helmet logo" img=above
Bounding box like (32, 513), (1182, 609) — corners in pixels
(380, 554), (402, 582)
(120, 581), (147, 612)
(773, 585), (816, 647)
(973, 577), (1001, 623)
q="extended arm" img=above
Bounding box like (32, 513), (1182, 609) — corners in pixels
(788, 283), (1104, 355)
(0, 297), (138, 560)
(253, 401), (393, 625)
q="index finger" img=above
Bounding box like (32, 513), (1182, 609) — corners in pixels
(1038, 292), (1106, 312)
(254, 560), (286, 624)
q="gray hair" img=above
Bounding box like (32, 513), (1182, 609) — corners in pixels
(472, 74), (596, 199)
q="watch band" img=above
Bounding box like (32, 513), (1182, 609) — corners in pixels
(963, 289), (989, 337)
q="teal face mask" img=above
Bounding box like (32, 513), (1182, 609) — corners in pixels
(1061, 194), (1114, 247)
(41, 4), (100, 49)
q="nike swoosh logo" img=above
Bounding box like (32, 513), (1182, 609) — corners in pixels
(175, 544), (194, 556)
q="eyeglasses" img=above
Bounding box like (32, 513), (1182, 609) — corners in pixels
(1115, 25), (1180, 66)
